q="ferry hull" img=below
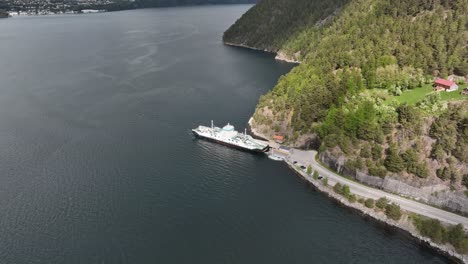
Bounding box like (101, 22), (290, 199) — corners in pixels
(192, 130), (269, 153)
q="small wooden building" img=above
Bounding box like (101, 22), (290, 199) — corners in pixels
(273, 135), (284, 144)
(434, 78), (459, 92)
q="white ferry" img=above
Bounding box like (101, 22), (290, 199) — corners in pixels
(192, 121), (270, 153)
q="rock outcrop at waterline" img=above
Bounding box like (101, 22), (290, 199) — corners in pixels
(274, 51), (300, 64)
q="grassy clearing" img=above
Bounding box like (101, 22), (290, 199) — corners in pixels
(394, 84), (467, 105)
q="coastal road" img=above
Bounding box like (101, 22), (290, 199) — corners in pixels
(288, 149), (468, 230)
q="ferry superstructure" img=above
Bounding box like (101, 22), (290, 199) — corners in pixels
(192, 121), (270, 153)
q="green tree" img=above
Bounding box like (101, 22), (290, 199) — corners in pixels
(307, 165), (312, 175)
(402, 148), (418, 165)
(342, 185), (351, 198)
(431, 144), (446, 162)
(385, 203), (402, 221)
(371, 144), (383, 161)
(447, 224), (466, 250)
(368, 164), (387, 178)
(333, 183), (343, 194)
(355, 157), (364, 170)
(459, 239), (468, 254)
(313, 171), (319, 180)
(360, 144), (371, 158)
(463, 174), (468, 189)
(365, 198), (375, 208)
(437, 167), (451, 181)
(397, 104), (421, 133)
(322, 177), (328, 186)
(414, 162), (429, 178)
(454, 61), (468, 76)
(384, 144), (405, 173)
(415, 218), (447, 243)
(376, 197), (389, 209)
(382, 122), (394, 135)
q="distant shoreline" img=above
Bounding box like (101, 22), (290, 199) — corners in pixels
(3, 3), (256, 18)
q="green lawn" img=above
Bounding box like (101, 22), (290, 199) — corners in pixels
(387, 84), (467, 105)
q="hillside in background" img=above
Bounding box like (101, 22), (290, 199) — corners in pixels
(225, 0), (468, 213)
(223, 0), (347, 52)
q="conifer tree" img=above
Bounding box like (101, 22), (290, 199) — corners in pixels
(385, 144), (405, 173)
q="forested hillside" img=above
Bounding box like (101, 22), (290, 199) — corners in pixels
(223, 0), (347, 52)
(225, 0), (468, 194)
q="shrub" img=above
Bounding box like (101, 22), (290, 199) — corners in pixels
(353, 157), (364, 170)
(342, 185), (351, 198)
(273, 124), (280, 132)
(307, 165), (312, 175)
(431, 143), (446, 162)
(414, 218), (446, 243)
(414, 217), (468, 254)
(385, 203), (402, 221)
(437, 167), (451, 181)
(462, 174), (468, 189)
(371, 144), (383, 161)
(358, 198), (365, 204)
(322, 177), (328, 186)
(376, 197), (389, 209)
(382, 122), (393, 135)
(459, 239), (468, 254)
(447, 224), (466, 250)
(360, 145), (371, 158)
(414, 162), (429, 178)
(368, 165), (387, 178)
(333, 183), (343, 194)
(313, 171), (319, 180)
(339, 136), (353, 154)
(365, 198), (375, 208)
(348, 194), (357, 203)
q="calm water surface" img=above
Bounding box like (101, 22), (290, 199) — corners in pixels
(0, 6), (450, 263)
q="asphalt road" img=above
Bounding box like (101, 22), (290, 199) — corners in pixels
(288, 149), (468, 230)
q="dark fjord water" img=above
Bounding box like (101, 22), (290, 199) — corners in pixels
(0, 6), (449, 263)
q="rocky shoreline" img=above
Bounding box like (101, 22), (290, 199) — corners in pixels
(247, 118), (467, 263)
(224, 42), (300, 63)
(287, 161), (467, 263)
(274, 51), (300, 64)
(247, 117), (269, 141)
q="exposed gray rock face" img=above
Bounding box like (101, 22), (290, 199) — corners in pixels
(319, 151), (468, 215)
(356, 171), (384, 188)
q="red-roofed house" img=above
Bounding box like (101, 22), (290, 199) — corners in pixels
(434, 78), (459, 92)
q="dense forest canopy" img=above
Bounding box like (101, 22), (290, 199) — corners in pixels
(226, 0), (468, 188)
(223, 0), (347, 52)
(252, 0), (466, 128)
